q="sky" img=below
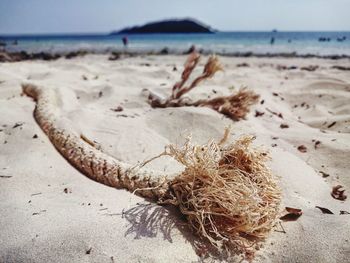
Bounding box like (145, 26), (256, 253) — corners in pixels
(0, 0), (349, 34)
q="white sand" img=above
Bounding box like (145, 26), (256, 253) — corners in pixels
(0, 54), (349, 262)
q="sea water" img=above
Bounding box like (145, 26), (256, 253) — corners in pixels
(1, 32), (350, 56)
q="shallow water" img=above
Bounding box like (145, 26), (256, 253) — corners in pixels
(1, 31), (350, 55)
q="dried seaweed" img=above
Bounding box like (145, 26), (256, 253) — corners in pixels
(192, 88), (260, 121)
(145, 51), (259, 121)
(144, 129), (281, 257)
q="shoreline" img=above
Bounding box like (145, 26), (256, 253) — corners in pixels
(2, 49), (350, 63)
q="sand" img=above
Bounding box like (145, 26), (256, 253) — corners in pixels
(0, 54), (349, 262)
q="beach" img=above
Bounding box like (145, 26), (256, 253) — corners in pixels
(0, 54), (349, 262)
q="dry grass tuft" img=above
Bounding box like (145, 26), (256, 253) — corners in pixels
(169, 53), (223, 100)
(145, 51), (259, 121)
(157, 129), (281, 257)
(195, 88), (260, 121)
(171, 51), (201, 99)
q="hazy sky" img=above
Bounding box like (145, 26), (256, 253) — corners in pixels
(1, 0), (349, 34)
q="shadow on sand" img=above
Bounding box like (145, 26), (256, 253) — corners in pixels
(122, 202), (234, 262)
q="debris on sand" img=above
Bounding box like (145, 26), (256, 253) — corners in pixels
(327, 122), (337, 129)
(255, 110), (265, 117)
(315, 206), (334, 214)
(280, 207), (302, 221)
(331, 185), (347, 201)
(319, 171), (330, 178)
(144, 52), (259, 121)
(111, 106), (123, 112)
(297, 145), (307, 153)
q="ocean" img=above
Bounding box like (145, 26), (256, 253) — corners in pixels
(1, 31), (350, 56)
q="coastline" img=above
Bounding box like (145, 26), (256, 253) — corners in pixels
(2, 49), (350, 63)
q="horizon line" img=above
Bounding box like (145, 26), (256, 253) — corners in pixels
(1, 30), (350, 37)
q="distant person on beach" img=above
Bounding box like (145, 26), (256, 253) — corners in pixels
(270, 37), (275, 45)
(122, 36), (128, 47)
(186, 45), (196, 54)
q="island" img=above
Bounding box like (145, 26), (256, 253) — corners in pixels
(112, 19), (215, 34)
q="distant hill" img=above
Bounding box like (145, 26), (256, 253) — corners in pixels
(112, 19), (215, 34)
